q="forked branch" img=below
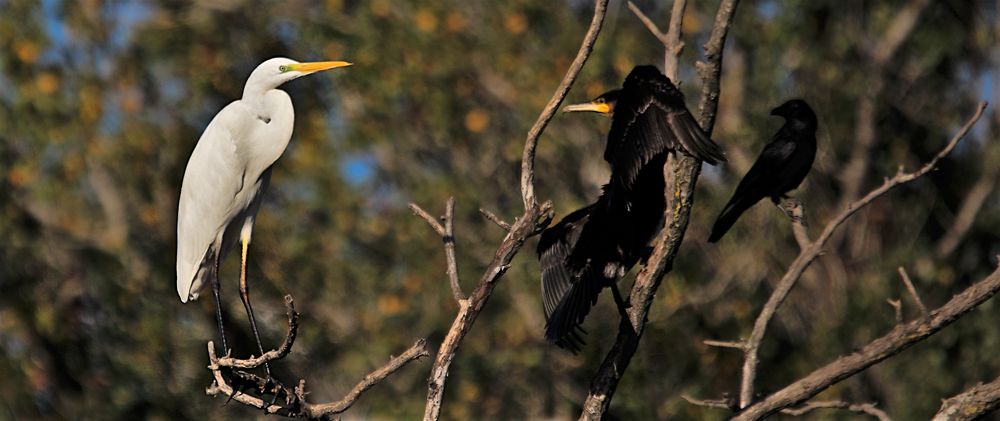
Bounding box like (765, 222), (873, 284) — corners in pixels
(205, 295), (429, 418)
(733, 263), (1000, 420)
(423, 1), (609, 419)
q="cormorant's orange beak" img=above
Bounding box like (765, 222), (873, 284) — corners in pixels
(563, 101), (611, 115)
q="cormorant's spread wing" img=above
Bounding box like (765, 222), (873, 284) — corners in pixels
(604, 70), (725, 196)
(604, 96), (673, 196)
(653, 93), (726, 165)
(538, 206), (593, 351)
(538, 206), (591, 317)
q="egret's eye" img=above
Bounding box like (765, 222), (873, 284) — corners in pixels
(279, 65), (289, 73)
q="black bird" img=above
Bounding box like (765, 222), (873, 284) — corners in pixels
(708, 99), (817, 243)
(538, 65), (726, 351)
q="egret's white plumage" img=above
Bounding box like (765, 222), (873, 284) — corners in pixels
(176, 57), (350, 303)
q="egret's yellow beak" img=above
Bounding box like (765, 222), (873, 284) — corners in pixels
(292, 61), (353, 74)
(563, 101), (611, 115)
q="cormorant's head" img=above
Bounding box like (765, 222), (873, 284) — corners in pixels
(770, 99), (817, 127)
(562, 90), (620, 116)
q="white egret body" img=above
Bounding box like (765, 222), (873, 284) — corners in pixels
(176, 57), (350, 357)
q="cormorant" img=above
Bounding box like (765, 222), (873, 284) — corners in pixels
(539, 65), (726, 351)
(708, 99), (817, 243)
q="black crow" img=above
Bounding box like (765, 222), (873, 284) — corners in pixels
(708, 99), (817, 243)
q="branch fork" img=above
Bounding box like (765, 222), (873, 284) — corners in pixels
(205, 295), (429, 418)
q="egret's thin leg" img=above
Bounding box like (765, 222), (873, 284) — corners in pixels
(212, 251), (229, 355)
(239, 236), (271, 378)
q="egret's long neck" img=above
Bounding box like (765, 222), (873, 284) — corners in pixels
(242, 86), (281, 120)
(242, 73), (282, 104)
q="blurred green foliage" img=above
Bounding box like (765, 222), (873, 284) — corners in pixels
(1, 0), (998, 419)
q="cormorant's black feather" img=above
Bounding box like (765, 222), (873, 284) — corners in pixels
(539, 65), (729, 351)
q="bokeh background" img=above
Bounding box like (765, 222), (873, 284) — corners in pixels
(2, 0), (999, 419)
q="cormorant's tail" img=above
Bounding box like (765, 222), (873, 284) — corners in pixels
(708, 196), (753, 243)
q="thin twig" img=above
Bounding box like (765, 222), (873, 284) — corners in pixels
(442, 198), (465, 301)
(579, 1), (739, 418)
(479, 208), (512, 231)
(626, 1), (670, 45)
(886, 299), (903, 324)
(732, 263), (1000, 420)
(295, 340), (430, 418)
(897, 266), (927, 316)
(409, 203), (445, 236)
(704, 339), (746, 349)
(781, 400), (892, 421)
(519, 0), (610, 209)
(682, 394), (735, 410)
(737, 102), (987, 408)
(411, 200), (466, 302)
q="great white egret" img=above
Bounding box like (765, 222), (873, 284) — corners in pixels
(176, 57), (351, 375)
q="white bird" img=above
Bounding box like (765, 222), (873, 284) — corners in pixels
(176, 57), (351, 371)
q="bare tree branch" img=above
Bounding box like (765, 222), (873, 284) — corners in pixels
(293, 342), (430, 418)
(777, 199), (811, 250)
(410, 198), (465, 302)
(409, 203), (445, 236)
(732, 263), (1000, 420)
(626, 1), (669, 44)
(933, 375), (1000, 420)
(423, 1), (609, 418)
(782, 400), (892, 421)
(442, 198), (463, 301)
(663, 0), (689, 78)
(704, 339), (746, 349)
(683, 394), (735, 410)
(897, 266), (927, 316)
(886, 298), (903, 324)
(421, 201), (552, 420)
(214, 295), (299, 370)
(479, 208), (512, 231)
(628, 0), (689, 78)
(519, 0), (610, 209)
(205, 295), (429, 418)
(737, 102), (987, 408)
(579, 1), (740, 419)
